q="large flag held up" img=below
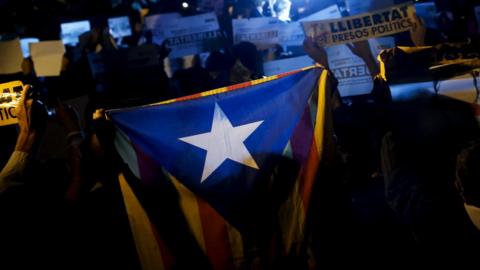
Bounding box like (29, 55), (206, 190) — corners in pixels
(108, 66), (337, 269)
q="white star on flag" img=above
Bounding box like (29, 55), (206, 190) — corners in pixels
(179, 103), (263, 183)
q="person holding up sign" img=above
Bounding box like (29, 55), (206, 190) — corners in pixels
(304, 35), (392, 192)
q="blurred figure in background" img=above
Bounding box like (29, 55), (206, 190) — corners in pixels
(381, 94), (480, 263)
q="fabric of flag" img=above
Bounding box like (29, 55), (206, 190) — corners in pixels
(108, 65), (336, 270)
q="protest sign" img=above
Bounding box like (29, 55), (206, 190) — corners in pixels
(327, 45), (371, 96)
(20, 38), (39, 58)
(145, 13), (182, 45)
(233, 5), (341, 48)
(299, 4), (342, 22)
(277, 22), (305, 47)
(162, 12), (224, 58)
(302, 3), (415, 47)
(0, 81), (23, 127)
(263, 55), (315, 76)
(108, 16), (132, 38)
(60, 20), (91, 46)
(327, 37), (395, 96)
(0, 38), (24, 74)
(30, 41), (65, 77)
(414, 2), (437, 29)
(233, 17), (280, 48)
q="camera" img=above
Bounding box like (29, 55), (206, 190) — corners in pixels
(29, 86), (56, 129)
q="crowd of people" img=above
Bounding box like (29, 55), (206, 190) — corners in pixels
(1, 0), (480, 269)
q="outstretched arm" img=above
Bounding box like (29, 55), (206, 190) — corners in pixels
(0, 85), (39, 192)
(346, 40), (380, 78)
(303, 36), (330, 69)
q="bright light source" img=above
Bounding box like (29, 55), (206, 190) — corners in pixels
(182, 2), (189, 8)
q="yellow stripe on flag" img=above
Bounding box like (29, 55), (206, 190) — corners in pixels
(280, 68), (330, 255)
(314, 69), (328, 157)
(279, 176), (306, 254)
(226, 223), (245, 269)
(118, 173), (165, 270)
(169, 176), (207, 253)
(170, 175), (245, 269)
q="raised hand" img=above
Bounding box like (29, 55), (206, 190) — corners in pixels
(303, 36), (329, 68)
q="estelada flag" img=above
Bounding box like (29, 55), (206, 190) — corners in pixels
(108, 65), (337, 270)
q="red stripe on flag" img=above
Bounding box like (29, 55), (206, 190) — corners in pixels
(197, 197), (235, 270)
(150, 223), (175, 269)
(226, 81), (254, 91)
(472, 103), (480, 117)
(299, 139), (320, 210)
(174, 92), (204, 102)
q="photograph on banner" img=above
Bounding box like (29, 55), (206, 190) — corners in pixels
(20, 38), (39, 58)
(60, 20), (91, 46)
(0, 81), (23, 127)
(163, 12), (224, 58)
(263, 55), (315, 76)
(278, 5), (343, 48)
(0, 38), (24, 75)
(302, 3), (416, 47)
(108, 16), (132, 38)
(233, 17), (281, 49)
(30, 41), (65, 77)
(233, 5), (342, 50)
(414, 2), (437, 29)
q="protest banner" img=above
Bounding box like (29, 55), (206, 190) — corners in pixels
(233, 17), (280, 48)
(302, 3), (416, 47)
(233, 5), (341, 49)
(144, 13), (181, 44)
(263, 55), (315, 76)
(0, 38), (24, 74)
(414, 2), (437, 29)
(327, 37), (395, 96)
(233, 5), (341, 48)
(162, 13), (224, 58)
(277, 22), (305, 47)
(60, 20), (91, 46)
(108, 16), (132, 38)
(30, 41), (65, 77)
(20, 38), (39, 58)
(299, 4), (342, 22)
(0, 81), (23, 127)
